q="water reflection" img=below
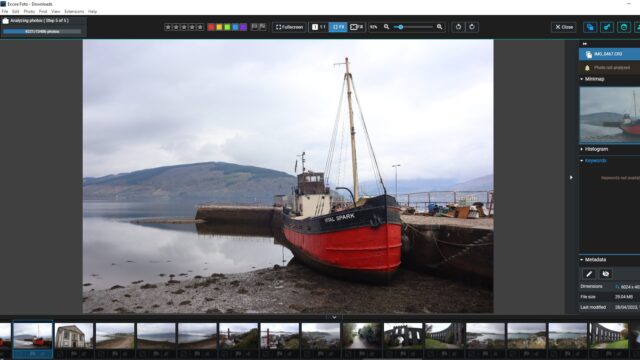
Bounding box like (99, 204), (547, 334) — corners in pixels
(83, 201), (292, 291)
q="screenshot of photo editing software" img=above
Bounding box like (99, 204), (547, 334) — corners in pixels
(2, 0), (640, 358)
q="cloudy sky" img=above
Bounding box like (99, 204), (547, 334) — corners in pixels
(302, 323), (340, 334)
(137, 323), (175, 336)
(548, 323), (587, 334)
(261, 323), (299, 334)
(425, 323), (456, 333)
(591, 323), (625, 332)
(178, 323), (217, 336)
(55, 323), (94, 338)
(467, 323), (504, 334)
(13, 323), (52, 338)
(83, 40), (493, 184)
(507, 323), (545, 334)
(0, 323), (10, 338)
(96, 323), (134, 336)
(219, 323), (257, 334)
(580, 87), (640, 116)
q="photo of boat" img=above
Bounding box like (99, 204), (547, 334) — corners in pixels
(81, 41), (494, 314)
(13, 323), (53, 349)
(281, 58), (402, 284)
(580, 87), (640, 143)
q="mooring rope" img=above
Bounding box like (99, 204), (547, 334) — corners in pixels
(402, 222), (494, 269)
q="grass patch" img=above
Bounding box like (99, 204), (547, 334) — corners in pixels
(425, 338), (447, 349)
(606, 340), (628, 349)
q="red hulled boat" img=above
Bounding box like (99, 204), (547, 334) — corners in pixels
(280, 58), (402, 283)
(620, 91), (640, 136)
(620, 123), (640, 136)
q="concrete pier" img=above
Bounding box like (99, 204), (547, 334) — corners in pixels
(401, 215), (493, 287)
(195, 204), (281, 229)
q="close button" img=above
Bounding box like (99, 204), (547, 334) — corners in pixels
(551, 21), (577, 33)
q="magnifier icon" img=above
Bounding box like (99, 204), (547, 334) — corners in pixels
(384, 24), (390, 30)
(436, 23), (443, 30)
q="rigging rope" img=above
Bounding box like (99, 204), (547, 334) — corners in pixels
(350, 76), (387, 195)
(323, 77), (347, 182)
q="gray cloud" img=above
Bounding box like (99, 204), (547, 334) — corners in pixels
(261, 323), (299, 334)
(0, 323), (10, 338)
(549, 323), (587, 334)
(96, 323), (134, 336)
(580, 87), (640, 116)
(179, 323), (217, 335)
(137, 323), (175, 336)
(467, 323), (504, 334)
(83, 40), (493, 184)
(219, 323), (257, 334)
(508, 323), (545, 334)
(302, 323), (340, 333)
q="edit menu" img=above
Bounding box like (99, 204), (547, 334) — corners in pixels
(576, 40), (640, 313)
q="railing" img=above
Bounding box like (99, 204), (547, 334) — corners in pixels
(395, 190), (494, 213)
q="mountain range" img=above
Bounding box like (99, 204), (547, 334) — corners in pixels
(83, 161), (295, 203)
(580, 112), (628, 126)
(83, 161), (493, 203)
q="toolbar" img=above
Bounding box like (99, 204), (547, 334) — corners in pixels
(2, 16), (640, 39)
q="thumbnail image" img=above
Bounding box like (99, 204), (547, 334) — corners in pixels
(55, 323), (94, 349)
(260, 323), (299, 350)
(384, 323), (423, 349)
(178, 323), (218, 350)
(589, 323), (628, 349)
(580, 87), (640, 143)
(13, 323), (53, 349)
(548, 323), (587, 349)
(424, 323), (464, 349)
(82, 40), (494, 315)
(342, 323), (382, 349)
(0, 323), (12, 349)
(136, 323), (176, 350)
(629, 321), (640, 349)
(466, 323), (505, 349)
(507, 323), (546, 349)
(95, 323), (134, 349)
(219, 323), (258, 350)
(301, 323), (340, 350)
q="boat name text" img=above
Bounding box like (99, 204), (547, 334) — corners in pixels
(324, 213), (356, 223)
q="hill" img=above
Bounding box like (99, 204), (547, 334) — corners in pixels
(447, 174), (493, 191)
(580, 112), (626, 126)
(83, 162), (296, 203)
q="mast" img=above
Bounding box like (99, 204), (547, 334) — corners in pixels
(634, 90), (638, 120)
(344, 57), (359, 202)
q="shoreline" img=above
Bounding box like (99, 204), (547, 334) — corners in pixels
(83, 261), (492, 314)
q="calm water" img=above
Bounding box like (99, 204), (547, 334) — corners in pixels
(83, 201), (293, 291)
(508, 333), (541, 339)
(470, 334), (504, 341)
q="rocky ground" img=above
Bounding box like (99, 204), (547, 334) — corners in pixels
(83, 260), (492, 314)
